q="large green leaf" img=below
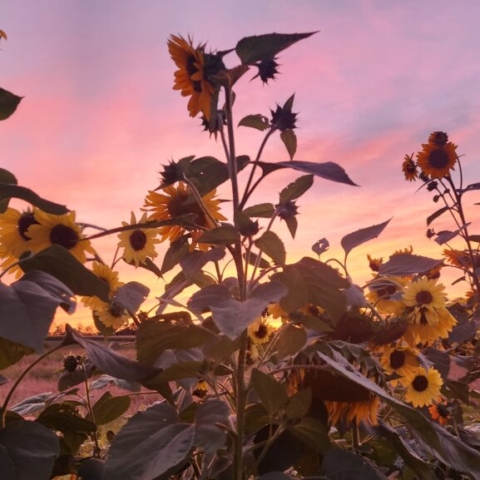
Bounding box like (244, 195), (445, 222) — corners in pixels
(378, 253), (444, 277)
(0, 420), (59, 480)
(19, 245), (110, 301)
(275, 324), (307, 359)
(254, 230), (286, 265)
(279, 174), (314, 203)
(243, 203), (275, 218)
(0, 338), (34, 369)
(89, 391), (131, 426)
(341, 218), (392, 259)
(236, 32), (317, 64)
(62, 325), (157, 382)
(251, 368), (288, 416)
(259, 160), (357, 186)
(0, 271), (75, 353)
(112, 281), (150, 313)
(136, 320), (214, 366)
(319, 448), (388, 479)
(36, 403), (96, 434)
(238, 114), (270, 131)
(197, 224), (240, 245)
(272, 257), (348, 323)
(179, 247), (225, 280)
(0, 183), (68, 214)
(160, 236), (190, 275)
(0, 87), (22, 121)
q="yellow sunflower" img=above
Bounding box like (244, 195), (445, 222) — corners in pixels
(416, 142), (457, 179)
(404, 366), (443, 407)
(403, 306), (456, 346)
(379, 343), (419, 386)
(143, 182), (226, 244)
(402, 154), (418, 181)
(443, 248), (480, 270)
(192, 379), (209, 398)
(428, 398), (451, 426)
(247, 317), (275, 345)
(168, 34), (221, 121)
(366, 277), (407, 316)
(402, 277), (447, 326)
(0, 207), (39, 257)
(95, 302), (129, 330)
(81, 262), (124, 311)
(325, 395), (381, 426)
(117, 212), (160, 267)
(0, 245), (24, 278)
(27, 210), (94, 264)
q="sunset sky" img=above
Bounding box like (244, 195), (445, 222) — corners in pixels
(2, 1), (480, 326)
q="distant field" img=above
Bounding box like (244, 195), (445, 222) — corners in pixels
(1, 340), (163, 414)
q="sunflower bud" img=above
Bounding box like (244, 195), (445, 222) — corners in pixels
(254, 57), (280, 84)
(428, 131), (449, 147)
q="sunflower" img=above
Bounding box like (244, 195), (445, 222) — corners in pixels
(428, 398), (451, 426)
(192, 379), (209, 398)
(325, 395), (381, 426)
(416, 142), (457, 179)
(366, 276), (406, 316)
(82, 262), (124, 311)
(403, 306), (457, 346)
(117, 212), (160, 267)
(95, 302), (129, 330)
(367, 254), (383, 272)
(0, 207), (38, 257)
(248, 317), (275, 345)
(143, 182), (226, 244)
(443, 248), (480, 270)
(168, 34), (224, 121)
(379, 343), (419, 386)
(404, 366), (443, 407)
(402, 154), (418, 181)
(428, 131), (449, 147)
(402, 277), (447, 326)
(27, 210), (94, 263)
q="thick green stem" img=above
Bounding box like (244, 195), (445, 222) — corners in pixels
(224, 86), (240, 218)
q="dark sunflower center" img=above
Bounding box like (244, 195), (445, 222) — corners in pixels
(406, 162), (416, 174)
(186, 55), (202, 92)
(437, 403), (450, 417)
(412, 375), (429, 392)
(376, 284), (397, 298)
(129, 230), (147, 251)
(416, 290), (433, 305)
(428, 148), (449, 169)
(50, 224), (79, 250)
(168, 192), (206, 227)
(255, 324), (269, 339)
(17, 212), (38, 241)
(389, 350), (406, 369)
(109, 303), (125, 318)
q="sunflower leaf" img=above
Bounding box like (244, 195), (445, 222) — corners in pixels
(243, 203), (275, 218)
(275, 324), (307, 359)
(19, 245), (110, 301)
(160, 236), (190, 275)
(236, 32), (317, 64)
(280, 129), (297, 160)
(254, 230), (286, 265)
(279, 174), (314, 203)
(341, 218), (392, 259)
(238, 114), (270, 131)
(379, 253), (443, 277)
(251, 368), (289, 417)
(426, 206), (449, 226)
(113, 281), (150, 313)
(0, 183), (68, 215)
(197, 225), (240, 245)
(0, 169), (17, 213)
(0, 87), (23, 121)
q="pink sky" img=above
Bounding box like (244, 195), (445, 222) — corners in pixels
(2, 1), (480, 326)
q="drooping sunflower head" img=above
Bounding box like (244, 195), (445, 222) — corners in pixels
(367, 254), (383, 272)
(428, 131), (449, 147)
(168, 34), (226, 121)
(325, 396), (381, 427)
(416, 141), (457, 179)
(27, 210), (94, 264)
(82, 262), (124, 311)
(117, 212), (160, 267)
(143, 182), (226, 244)
(402, 154), (418, 181)
(404, 366), (443, 408)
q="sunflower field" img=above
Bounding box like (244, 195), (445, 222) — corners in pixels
(1, 30), (480, 480)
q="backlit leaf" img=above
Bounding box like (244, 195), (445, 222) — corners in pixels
(341, 218), (392, 258)
(275, 324), (307, 359)
(251, 368), (288, 416)
(238, 114), (270, 131)
(243, 203), (275, 218)
(0, 183), (68, 214)
(197, 224), (240, 245)
(280, 129), (297, 160)
(426, 206), (449, 226)
(0, 168), (17, 213)
(254, 230), (286, 265)
(379, 253), (443, 277)
(0, 87), (22, 121)
(90, 391), (131, 426)
(112, 281), (150, 313)
(279, 174), (314, 203)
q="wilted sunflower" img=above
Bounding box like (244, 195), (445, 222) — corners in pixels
(248, 317), (275, 345)
(402, 154), (418, 181)
(27, 210), (94, 263)
(416, 142), (457, 179)
(379, 343), (419, 386)
(95, 302), (129, 330)
(82, 262), (124, 311)
(168, 34), (225, 121)
(117, 212), (160, 267)
(367, 254), (383, 272)
(325, 396), (381, 426)
(402, 277), (447, 326)
(0, 207), (38, 257)
(404, 366), (442, 407)
(428, 398), (451, 426)
(403, 306), (456, 346)
(143, 182), (226, 244)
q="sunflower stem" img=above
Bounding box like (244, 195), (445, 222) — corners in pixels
(182, 176), (221, 228)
